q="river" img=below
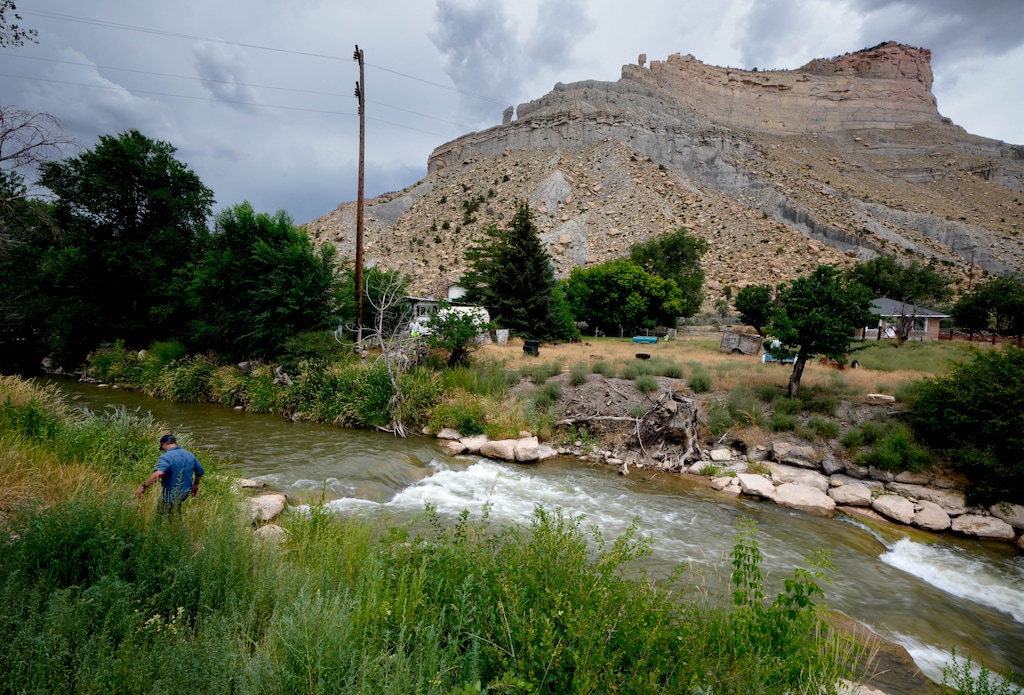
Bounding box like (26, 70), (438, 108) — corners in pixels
(49, 377), (1024, 688)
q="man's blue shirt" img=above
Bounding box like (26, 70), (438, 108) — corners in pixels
(155, 447), (205, 504)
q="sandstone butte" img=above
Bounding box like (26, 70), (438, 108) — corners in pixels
(305, 42), (1024, 304)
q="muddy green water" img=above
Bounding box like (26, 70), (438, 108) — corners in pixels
(49, 377), (1024, 688)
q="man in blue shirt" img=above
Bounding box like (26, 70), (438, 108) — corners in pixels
(136, 434), (204, 514)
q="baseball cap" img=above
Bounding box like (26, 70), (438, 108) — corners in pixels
(159, 434), (176, 450)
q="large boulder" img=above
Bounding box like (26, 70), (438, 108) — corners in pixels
(872, 494), (915, 525)
(829, 484), (873, 507)
(441, 439), (467, 456)
(736, 473), (776, 499)
(766, 463), (829, 492)
(460, 434), (489, 453)
(912, 500), (951, 531)
(989, 502), (1024, 530)
(249, 493), (287, 524)
(773, 483), (836, 517)
(888, 483), (967, 516)
(951, 514), (1017, 540)
(515, 437), (557, 462)
(771, 441), (819, 469)
(480, 439), (518, 461)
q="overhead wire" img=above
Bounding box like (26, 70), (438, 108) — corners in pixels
(19, 9), (510, 106)
(0, 51), (476, 131)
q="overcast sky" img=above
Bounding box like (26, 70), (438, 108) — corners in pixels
(3, 0), (1022, 225)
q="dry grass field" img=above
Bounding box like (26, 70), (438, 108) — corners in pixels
(475, 333), (973, 398)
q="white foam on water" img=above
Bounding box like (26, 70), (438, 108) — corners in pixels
(880, 537), (1024, 622)
(887, 632), (955, 685)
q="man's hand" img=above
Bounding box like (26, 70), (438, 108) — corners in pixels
(191, 483), (199, 498)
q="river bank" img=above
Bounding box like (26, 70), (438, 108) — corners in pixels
(28, 373), (1024, 690)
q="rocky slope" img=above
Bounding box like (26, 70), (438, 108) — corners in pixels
(306, 42), (1024, 303)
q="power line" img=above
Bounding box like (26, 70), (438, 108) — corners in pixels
(0, 71), (453, 137)
(1, 51), (475, 130)
(20, 8), (510, 106)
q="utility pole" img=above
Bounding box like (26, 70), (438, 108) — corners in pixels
(353, 45), (366, 347)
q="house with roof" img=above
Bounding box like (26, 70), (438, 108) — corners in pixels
(855, 297), (950, 342)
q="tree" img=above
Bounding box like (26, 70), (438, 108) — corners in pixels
(186, 202), (336, 361)
(847, 255), (954, 345)
(734, 284), (774, 335)
(951, 274), (1024, 339)
(461, 201), (575, 341)
(0, 1), (36, 47)
(35, 130), (213, 366)
(910, 346), (1024, 504)
(629, 227), (708, 318)
(562, 259), (685, 336)
(768, 265), (874, 398)
(847, 255), (952, 306)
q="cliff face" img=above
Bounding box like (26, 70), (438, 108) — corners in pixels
(307, 44), (1024, 302)
(622, 42), (940, 134)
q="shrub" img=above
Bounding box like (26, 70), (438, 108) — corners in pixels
(429, 390), (487, 436)
(771, 412), (798, 432)
(804, 415), (840, 440)
(629, 403), (649, 418)
(772, 396), (803, 415)
(591, 359), (612, 376)
(635, 374), (659, 393)
(727, 386), (764, 427)
(855, 425), (931, 472)
(154, 355), (217, 403)
(569, 362), (590, 385)
(689, 369), (713, 393)
(651, 358), (684, 379)
(936, 650), (1023, 695)
(910, 346), (1024, 503)
(706, 400), (733, 435)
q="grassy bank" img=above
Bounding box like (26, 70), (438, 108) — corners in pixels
(0, 374), (880, 694)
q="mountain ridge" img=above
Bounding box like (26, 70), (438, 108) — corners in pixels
(306, 42), (1024, 305)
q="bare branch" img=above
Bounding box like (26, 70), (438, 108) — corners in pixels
(0, 105), (77, 171)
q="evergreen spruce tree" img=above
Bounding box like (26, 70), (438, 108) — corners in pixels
(462, 201), (574, 340)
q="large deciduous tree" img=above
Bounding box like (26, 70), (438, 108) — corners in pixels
(768, 265), (874, 398)
(562, 259), (685, 336)
(628, 226), (708, 319)
(847, 255), (953, 345)
(186, 202), (336, 361)
(951, 274), (1024, 339)
(35, 129), (214, 367)
(461, 200), (577, 341)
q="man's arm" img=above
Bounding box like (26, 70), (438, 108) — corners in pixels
(135, 470), (164, 499)
(191, 473), (202, 497)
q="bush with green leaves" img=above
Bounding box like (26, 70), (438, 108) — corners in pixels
(909, 346), (1024, 504)
(843, 415), (930, 472)
(727, 386), (764, 427)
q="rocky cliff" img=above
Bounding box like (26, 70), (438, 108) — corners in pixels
(306, 43), (1024, 303)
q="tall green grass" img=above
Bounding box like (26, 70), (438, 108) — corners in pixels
(853, 340), (977, 374)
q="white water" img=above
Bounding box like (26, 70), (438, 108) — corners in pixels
(881, 537), (1024, 623)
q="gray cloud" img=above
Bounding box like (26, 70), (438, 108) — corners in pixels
(854, 0), (1024, 61)
(430, 0), (595, 121)
(192, 42), (261, 108)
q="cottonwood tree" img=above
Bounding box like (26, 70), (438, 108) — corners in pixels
(767, 265), (874, 398)
(186, 202), (335, 361)
(629, 226), (708, 319)
(562, 259), (684, 336)
(35, 130), (213, 366)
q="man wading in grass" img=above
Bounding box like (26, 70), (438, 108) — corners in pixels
(136, 434), (204, 515)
